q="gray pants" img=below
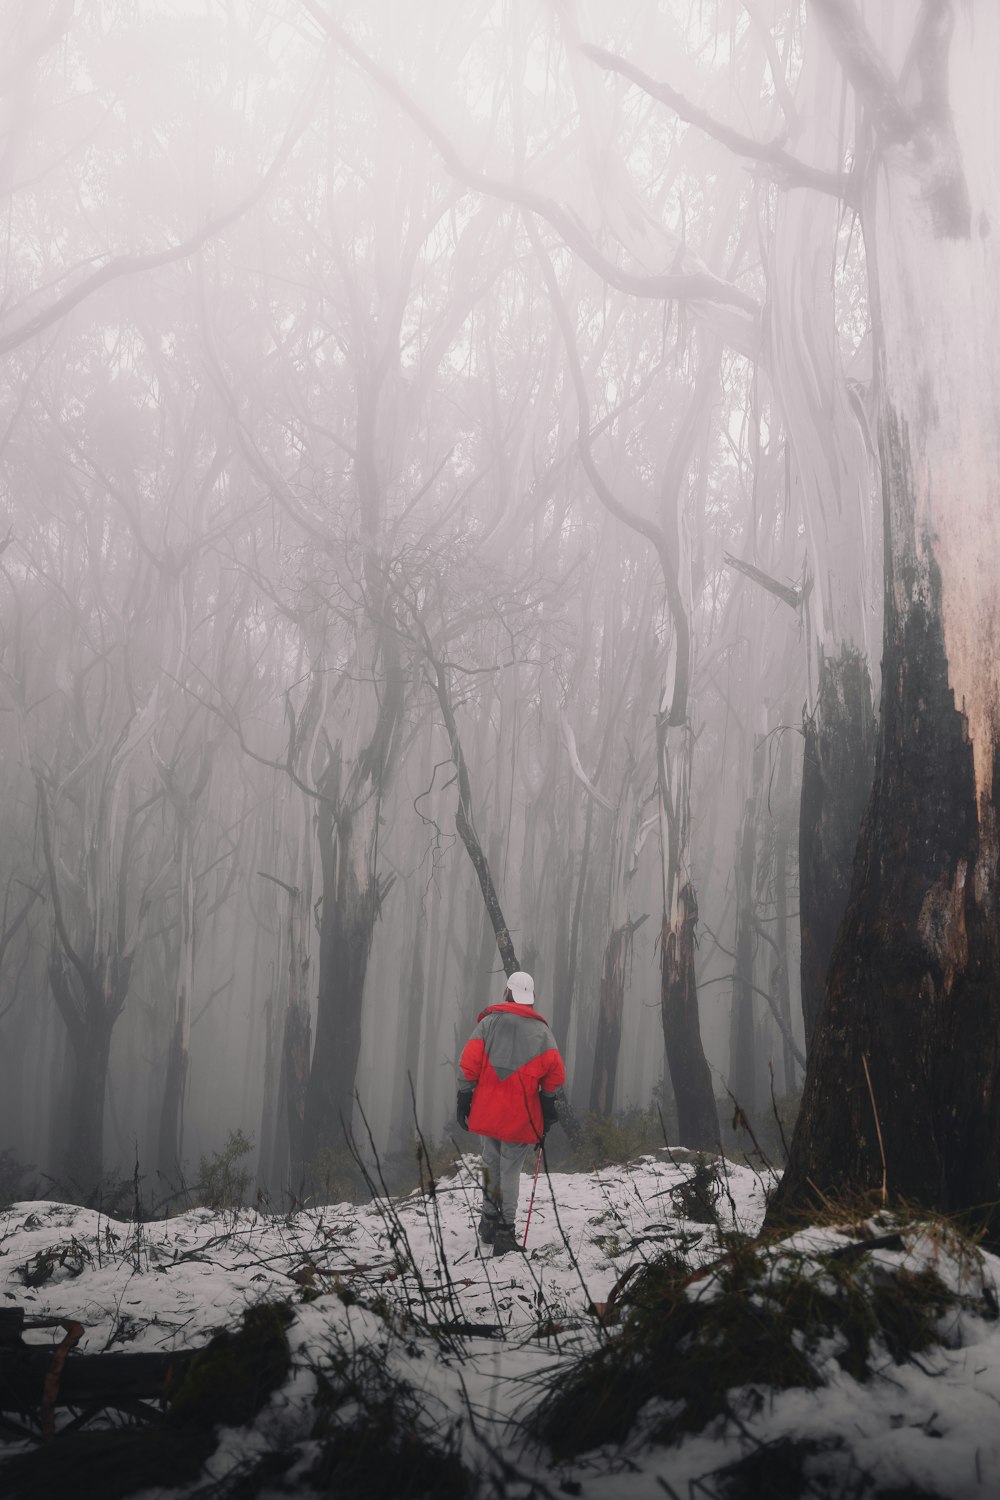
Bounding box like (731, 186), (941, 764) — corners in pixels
(480, 1137), (531, 1227)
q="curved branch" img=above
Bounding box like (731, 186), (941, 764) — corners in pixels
(723, 552), (802, 611)
(559, 710), (616, 812)
(581, 43), (857, 203)
(0, 59), (325, 357)
(526, 218), (691, 724)
(299, 2), (760, 348)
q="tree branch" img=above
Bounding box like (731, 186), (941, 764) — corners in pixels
(559, 710), (616, 812)
(528, 218), (700, 727)
(810, 0), (917, 145)
(581, 43), (857, 203)
(0, 58), (325, 357)
(723, 552), (802, 611)
(299, 1), (760, 349)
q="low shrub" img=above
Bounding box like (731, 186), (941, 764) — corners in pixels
(534, 1212), (998, 1461)
(196, 1128), (254, 1210)
(309, 1340), (473, 1499)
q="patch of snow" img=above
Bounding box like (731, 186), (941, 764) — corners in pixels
(1, 1152), (998, 1497)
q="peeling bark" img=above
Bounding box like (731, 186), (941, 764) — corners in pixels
(775, 2), (1000, 1228)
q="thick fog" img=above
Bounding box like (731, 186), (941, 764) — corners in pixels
(0, 0), (877, 1209)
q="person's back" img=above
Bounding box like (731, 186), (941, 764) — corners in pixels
(457, 971), (566, 1256)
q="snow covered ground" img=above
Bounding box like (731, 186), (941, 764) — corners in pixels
(2, 1149), (1000, 1497)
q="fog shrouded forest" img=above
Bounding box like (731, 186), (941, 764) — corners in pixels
(2, 0), (1000, 1215)
(2, 0), (850, 1206)
(5, 0), (1000, 1493)
(3, 0), (999, 1211)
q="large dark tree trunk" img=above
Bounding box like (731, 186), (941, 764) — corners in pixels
(774, 0), (1000, 1229)
(798, 647), (876, 1045)
(773, 522), (996, 1219)
(661, 884), (717, 1148)
(303, 798), (379, 1164)
(772, 725), (797, 1094)
(729, 764), (760, 1120)
(62, 1005), (114, 1202)
(590, 919), (635, 1115)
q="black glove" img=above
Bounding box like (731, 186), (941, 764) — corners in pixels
(457, 1090), (473, 1131)
(540, 1093), (559, 1140)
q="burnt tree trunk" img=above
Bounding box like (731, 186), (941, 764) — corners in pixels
(303, 791), (381, 1164)
(774, 0), (1000, 1227)
(773, 722), (797, 1093)
(590, 918), (643, 1115)
(798, 647), (876, 1045)
(59, 990), (115, 1202)
(729, 734), (765, 1120)
(661, 882), (717, 1147)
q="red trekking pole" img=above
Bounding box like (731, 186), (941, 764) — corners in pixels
(522, 1144), (543, 1249)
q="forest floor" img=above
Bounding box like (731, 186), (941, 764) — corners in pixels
(1, 1149), (999, 1497)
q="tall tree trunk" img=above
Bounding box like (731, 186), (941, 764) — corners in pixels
(729, 787), (758, 1121)
(775, 0), (1000, 1226)
(157, 816), (195, 1190)
(659, 722), (718, 1150)
(282, 994), (312, 1194)
(61, 1002), (114, 1203)
(798, 648), (876, 1044)
(37, 776), (135, 1204)
(661, 884), (716, 1148)
(772, 721), (797, 1094)
(549, 777), (575, 1042)
(767, 36), (878, 1050)
(590, 918), (642, 1115)
(303, 794), (379, 1163)
(394, 916), (425, 1144)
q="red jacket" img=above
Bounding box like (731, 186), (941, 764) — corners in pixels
(458, 1002), (566, 1144)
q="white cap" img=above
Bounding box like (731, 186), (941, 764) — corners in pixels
(506, 971), (535, 1004)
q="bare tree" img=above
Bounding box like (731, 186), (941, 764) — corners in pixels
(775, 0), (1000, 1227)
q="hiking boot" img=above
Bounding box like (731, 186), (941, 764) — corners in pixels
(478, 1214), (498, 1244)
(492, 1222), (521, 1258)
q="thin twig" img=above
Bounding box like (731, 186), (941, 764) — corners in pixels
(861, 1051), (888, 1206)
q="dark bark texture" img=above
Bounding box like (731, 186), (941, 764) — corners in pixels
(729, 792), (758, 1120)
(661, 885), (718, 1148)
(798, 645), (875, 1047)
(303, 798), (379, 1165)
(773, 411), (1000, 1229)
(156, 1022), (188, 1193)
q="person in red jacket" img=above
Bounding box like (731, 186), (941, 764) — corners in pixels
(457, 970), (566, 1257)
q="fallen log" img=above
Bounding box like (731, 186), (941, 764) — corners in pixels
(0, 1306), (196, 1428)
